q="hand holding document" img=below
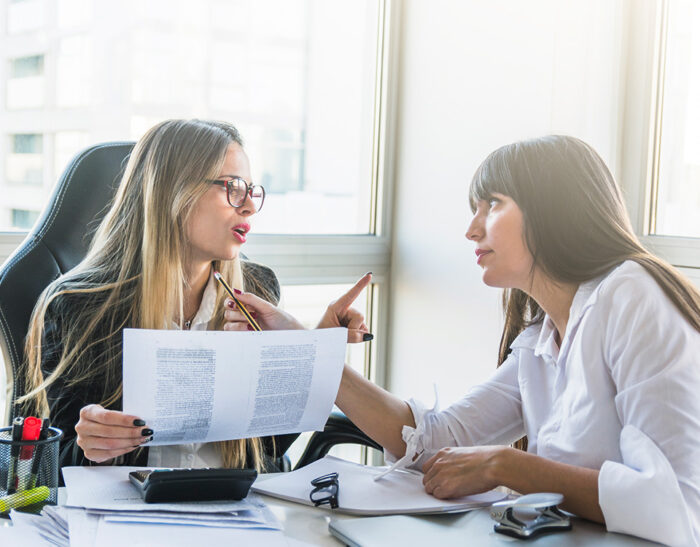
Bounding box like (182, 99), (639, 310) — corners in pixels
(123, 327), (347, 445)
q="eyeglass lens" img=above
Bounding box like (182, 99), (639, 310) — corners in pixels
(309, 472), (339, 509)
(227, 178), (265, 210)
(310, 483), (339, 508)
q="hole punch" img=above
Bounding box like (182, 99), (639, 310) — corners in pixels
(489, 492), (572, 539)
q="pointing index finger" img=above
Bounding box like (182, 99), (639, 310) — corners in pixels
(335, 272), (372, 310)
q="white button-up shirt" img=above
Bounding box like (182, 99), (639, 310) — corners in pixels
(396, 261), (700, 546)
(147, 270), (225, 469)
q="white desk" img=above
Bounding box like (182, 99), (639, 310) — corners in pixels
(1, 479), (658, 546)
(257, 492), (657, 546)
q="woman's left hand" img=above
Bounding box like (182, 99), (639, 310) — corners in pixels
(317, 273), (372, 343)
(422, 446), (510, 499)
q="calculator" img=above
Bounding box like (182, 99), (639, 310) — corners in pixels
(128, 468), (258, 503)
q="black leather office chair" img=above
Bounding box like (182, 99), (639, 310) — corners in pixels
(0, 141), (380, 468)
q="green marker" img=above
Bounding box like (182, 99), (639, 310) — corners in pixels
(0, 486), (50, 513)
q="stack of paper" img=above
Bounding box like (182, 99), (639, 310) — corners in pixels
(9, 466), (288, 547)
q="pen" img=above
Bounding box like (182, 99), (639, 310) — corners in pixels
(18, 416), (42, 492)
(20, 416), (42, 460)
(6, 416), (23, 495)
(0, 486), (50, 513)
(27, 419), (50, 489)
(214, 271), (262, 331)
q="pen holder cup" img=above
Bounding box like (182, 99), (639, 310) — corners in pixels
(0, 426), (63, 513)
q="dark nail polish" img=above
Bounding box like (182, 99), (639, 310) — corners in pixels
(363, 333), (374, 342)
(247, 324), (253, 331)
(227, 300), (235, 309)
(141, 428), (153, 436)
(133, 419), (145, 426)
(233, 288), (242, 295)
(365, 271), (373, 276)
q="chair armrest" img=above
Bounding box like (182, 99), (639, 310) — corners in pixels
(294, 410), (382, 470)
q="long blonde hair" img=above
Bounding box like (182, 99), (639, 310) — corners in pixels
(469, 135), (700, 450)
(19, 119), (276, 470)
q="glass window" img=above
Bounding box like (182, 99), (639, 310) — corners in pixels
(653, 0), (700, 237)
(12, 134), (43, 154)
(6, 134), (43, 185)
(11, 209), (39, 229)
(10, 55), (44, 78)
(0, 0), (382, 235)
(7, 0), (46, 34)
(6, 55), (45, 109)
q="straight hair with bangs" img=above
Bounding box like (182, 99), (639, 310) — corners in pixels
(19, 119), (277, 471)
(469, 135), (700, 448)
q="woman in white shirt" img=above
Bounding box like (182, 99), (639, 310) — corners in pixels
(237, 135), (700, 545)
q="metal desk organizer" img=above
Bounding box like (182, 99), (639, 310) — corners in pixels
(0, 425), (63, 515)
(489, 492), (572, 539)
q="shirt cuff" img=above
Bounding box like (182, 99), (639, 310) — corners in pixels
(599, 425), (696, 546)
(383, 394), (439, 470)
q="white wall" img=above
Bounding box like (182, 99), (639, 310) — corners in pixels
(387, 0), (625, 405)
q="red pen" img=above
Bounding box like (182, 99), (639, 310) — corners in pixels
(20, 416), (42, 460)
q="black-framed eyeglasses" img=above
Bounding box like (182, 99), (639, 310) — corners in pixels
(209, 176), (265, 212)
(309, 472), (339, 509)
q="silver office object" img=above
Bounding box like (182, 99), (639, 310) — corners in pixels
(489, 492), (572, 539)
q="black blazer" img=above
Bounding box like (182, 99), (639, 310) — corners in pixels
(38, 261), (298, 472)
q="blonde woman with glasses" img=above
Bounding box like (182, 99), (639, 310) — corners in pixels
(237, 135), (700, 545)
(19, 119), (369, 472)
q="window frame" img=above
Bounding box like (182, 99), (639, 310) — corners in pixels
(620, 0), (700, 270)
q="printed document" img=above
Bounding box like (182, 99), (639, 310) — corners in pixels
(122, 327), (347, 445)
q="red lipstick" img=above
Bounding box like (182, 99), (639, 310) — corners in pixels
(232, 223), (250, 243)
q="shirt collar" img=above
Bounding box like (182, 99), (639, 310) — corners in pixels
(169, 269), (218, 330)
(511, 267), (615, 359)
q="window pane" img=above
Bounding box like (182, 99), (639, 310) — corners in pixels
(10, 55), (44, 78)
(11, 209), (39, 229)
(0, 0), (381, 234)
(279, 282), (378, 466)
(6, 134), (43, 185)
(655, 0), (700, 237)
(12, 134), (43, 154)
(7, 55), (45, 109)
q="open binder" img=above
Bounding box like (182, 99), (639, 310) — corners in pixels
(251, 455), (506, 516)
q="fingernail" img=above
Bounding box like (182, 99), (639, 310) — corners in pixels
(365, 271), (372, 276)
(133, 419), (145, 426)
(363, 333), (374, 342)
(226, 300), (235, 309)
(247, 324), (253, 331)
(142, 436), (154, 444)
(141, 428), (153, 436)
(233, 288), (242, 295)
(251, 311), (257, 317)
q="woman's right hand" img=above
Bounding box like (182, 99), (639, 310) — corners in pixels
(224, 291), (305, 332)
(75, 404), (152, 463)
